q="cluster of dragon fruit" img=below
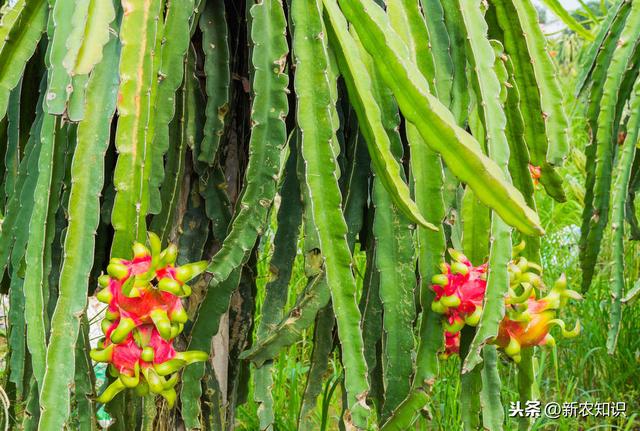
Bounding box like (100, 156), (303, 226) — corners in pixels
(91, 233), (209, 405)
(431, 243), (581, 362)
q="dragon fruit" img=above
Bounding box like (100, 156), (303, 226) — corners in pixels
(91, 233), (209, 405)
(441, 331), (461, 358)
(496, 272), (581, 363)
(430, 248), (487, 332)
(431, 244), (581, 362)
(529, 164), (542, 186)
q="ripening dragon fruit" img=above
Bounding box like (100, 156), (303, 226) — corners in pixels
(528, 164), (542, 186)
(442, 331), (461, 358)
(496, 272), (581, 363)
(91, 233), (209, 405)
(431, 244), (581, 362)
(430, 248), (487, 333)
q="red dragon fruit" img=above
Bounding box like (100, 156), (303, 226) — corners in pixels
(528, 164), (542, 186)
(430, 248), (487, 333)
(495, 273), (581, 363)
(431, 244), (580, 362)
(441, 331), (461, 358)
(91, 233), (209, 405)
